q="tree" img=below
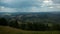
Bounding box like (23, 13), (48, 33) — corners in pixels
(0, 18), (8, 26)
(9, 19), (18, 28)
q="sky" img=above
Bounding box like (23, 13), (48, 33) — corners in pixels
(0, 0), (60, 12)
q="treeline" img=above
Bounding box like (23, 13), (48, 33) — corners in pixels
(0, 18), (60, 31)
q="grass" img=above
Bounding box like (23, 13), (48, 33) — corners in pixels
(0, 26), (60, 34)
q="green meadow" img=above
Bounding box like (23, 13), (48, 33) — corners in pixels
(0, 26), (60, 34)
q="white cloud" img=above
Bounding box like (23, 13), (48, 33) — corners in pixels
(0, 6), (60, 12)
(56, 6), (60, 8)
(48, 7), (54, 8)
(0, 6), (17, 12)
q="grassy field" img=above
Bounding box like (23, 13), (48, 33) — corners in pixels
(0, 26), (60, 34)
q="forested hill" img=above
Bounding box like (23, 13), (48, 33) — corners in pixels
(0, 12), (60, 31)
(0, 12), (60, 24)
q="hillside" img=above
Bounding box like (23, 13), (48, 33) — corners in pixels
(0, 26), (60, 34)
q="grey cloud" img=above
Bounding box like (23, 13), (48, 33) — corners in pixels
(0, 0), (43, 8)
